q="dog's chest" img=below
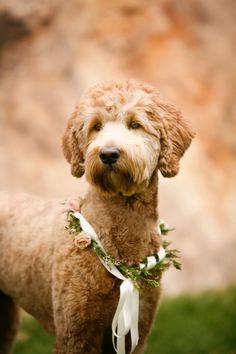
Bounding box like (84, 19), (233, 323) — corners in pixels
(84, 210), (154, 264)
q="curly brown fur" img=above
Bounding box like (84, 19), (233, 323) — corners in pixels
(0, 80), (194, 354)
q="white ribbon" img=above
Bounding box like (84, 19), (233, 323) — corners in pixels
(72, 211), (165, 354)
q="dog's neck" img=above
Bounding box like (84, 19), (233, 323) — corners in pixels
(81, 172), (160, 263)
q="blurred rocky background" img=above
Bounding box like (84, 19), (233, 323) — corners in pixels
(0, 0), (235, 294)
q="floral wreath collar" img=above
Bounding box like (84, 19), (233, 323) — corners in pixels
(65, 206), (180, 354)
(66, 210), (180, 288)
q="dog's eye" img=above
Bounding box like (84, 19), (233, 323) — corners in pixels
(93, 122), (102, 131)
(129, 121), (140, 129)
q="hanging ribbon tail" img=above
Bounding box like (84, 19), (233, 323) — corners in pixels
(112, 279), (139, 354)
(130, 288), (139, 353)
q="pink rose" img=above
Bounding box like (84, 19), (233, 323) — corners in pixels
(74, 232), (91, 249)
(69, 199), (81, 212)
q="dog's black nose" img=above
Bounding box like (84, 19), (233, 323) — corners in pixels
(99, 147), (120, 165)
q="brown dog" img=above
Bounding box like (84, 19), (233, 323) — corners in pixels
(0, 81), (194, 354)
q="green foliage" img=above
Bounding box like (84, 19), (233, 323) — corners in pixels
(14, 286), (236, 354)
(65, 210), (82, 235)
(159, 220), (175, 235)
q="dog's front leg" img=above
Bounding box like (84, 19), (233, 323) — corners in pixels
(133, 286), (162, 354)
(52, 253), (114, 354)
(53, 300), (105, 354)
(54, 324), (103, 354)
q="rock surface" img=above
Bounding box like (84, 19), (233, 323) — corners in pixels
(0, 0), (235, 294)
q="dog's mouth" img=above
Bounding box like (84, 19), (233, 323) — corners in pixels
(104, 164), (115, 171)
(85, 146), (151, 196)
(86, 160), (149, 197)
(89, 165), (134, 195)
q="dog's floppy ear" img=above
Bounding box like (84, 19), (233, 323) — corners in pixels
(62, 109), (85, 177)
(158, 104), (194, 178)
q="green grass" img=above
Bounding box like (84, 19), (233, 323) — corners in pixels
(14, 318), (54, 354)
(14, 286), (236, 354)
(147, 286), (236, 354)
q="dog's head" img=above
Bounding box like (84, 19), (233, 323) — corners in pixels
(63, 81), (194, 196)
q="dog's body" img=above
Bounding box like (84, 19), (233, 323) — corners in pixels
(0, 81), (194, 354)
